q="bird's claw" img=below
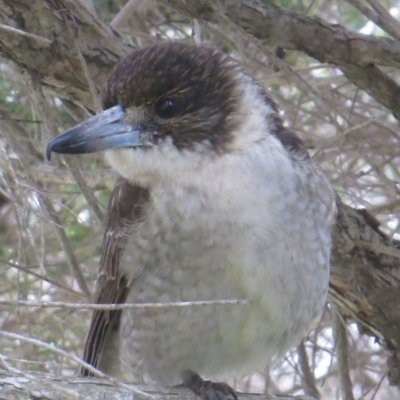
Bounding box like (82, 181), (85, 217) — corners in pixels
(182, 370), (238, 400)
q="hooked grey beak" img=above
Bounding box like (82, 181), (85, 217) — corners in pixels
(46, 105), (147, 160)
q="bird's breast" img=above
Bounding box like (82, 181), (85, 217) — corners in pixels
(117, 143), (335, 384)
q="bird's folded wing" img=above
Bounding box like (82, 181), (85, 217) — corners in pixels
(81, 177), (149, 376)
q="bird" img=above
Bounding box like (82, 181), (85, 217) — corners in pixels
(47, 40), (336, 398)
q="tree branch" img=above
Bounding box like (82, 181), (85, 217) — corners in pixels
(0, 369), (315, 400)
(345, 0), (400, 41)
(164, 0), (400, 120)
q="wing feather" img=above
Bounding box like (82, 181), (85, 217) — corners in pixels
(81, 177), (149, 376)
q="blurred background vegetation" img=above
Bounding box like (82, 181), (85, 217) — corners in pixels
(0, 0), (400, 399)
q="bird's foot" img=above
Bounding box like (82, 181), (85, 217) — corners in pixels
(182, 370), (238, 400)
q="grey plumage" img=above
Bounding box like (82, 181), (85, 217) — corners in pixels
(47, 41), (336, 386)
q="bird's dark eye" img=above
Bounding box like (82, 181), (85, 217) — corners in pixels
(154, 98), (182, 119)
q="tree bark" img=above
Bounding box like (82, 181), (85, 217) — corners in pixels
(165, 0), (400, 120)
(0, 370), (315, 400)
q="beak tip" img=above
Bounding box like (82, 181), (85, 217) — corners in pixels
(46, 142), (54, 161)
(46, 146), (52, 161)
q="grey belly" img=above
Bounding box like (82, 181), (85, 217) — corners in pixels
(116, 204), (330, 384)
(118, 258), (257, 384)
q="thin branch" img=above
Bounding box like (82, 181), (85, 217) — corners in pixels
(78, 0), (97, 17)
(165, 0), (400, 68)
(0, 258), (84, 297)
(366, 0), (400, 40)
(64, 156), (106, 223)
(0, 354), (81, 399)
(297, 341), (321, 400)
(166, 0), (400, 120)
(333, 311), (355, 400)
(26, 163), (115, 189)
(0, 299), (249, 310)
(0, 150), (49, 277)
(0, 330), (156, 400)
(111, 0), (146, 30)
(345, 0), (400, 41)
(0, 91), (92, 299)
(216, 14), (349, 129)
(0, 23), (52, 44)
(64, 16), (102, 113)
(370, 370), (387, 400)
(24, 74), (105, 224)
(355, 240), (400, 259)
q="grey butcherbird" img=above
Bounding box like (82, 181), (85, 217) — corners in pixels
(47, 41), (336, 398)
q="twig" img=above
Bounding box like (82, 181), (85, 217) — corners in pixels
(0, 83), (92, 298)
(0, 354), (81, 399)
(297, 341), (321, 399)
(64, 156), (105, 223)
(111, 0), (146, 30)
(366, 0), (400, 40)
(333, 311), (355, 400)
(0, 299), (249, 310)
(0, 258), (84, 297)
(0, 150), (48, 276)
(0, 330), (156, 399)
(65, 18), (102, 113)
(37, 196), (92, 298)
(0, 23), (52, 44)
(24, 73), (104, 224)
(216, 14), (349, 130)
(78, 0), (97, 17)
(355, 240), (400, 259)
(370, 370), (387, 400)
(27, 163), (115, 189)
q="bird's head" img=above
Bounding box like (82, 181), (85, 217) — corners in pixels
(47, 41), (283, 185)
